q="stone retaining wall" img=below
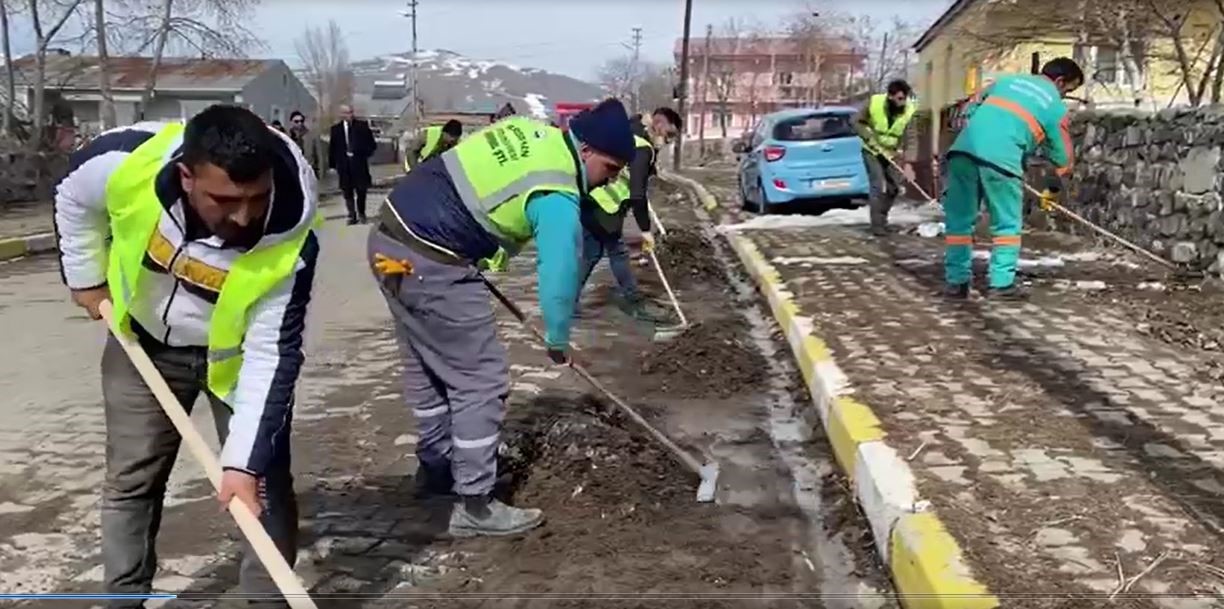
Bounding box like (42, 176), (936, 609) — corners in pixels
(0, 144), (68, 207)
(1049, 106), (1224, 273)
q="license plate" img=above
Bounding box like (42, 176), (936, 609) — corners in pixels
(815, 179), (851, 190)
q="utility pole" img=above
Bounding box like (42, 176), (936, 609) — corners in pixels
(673, 0), (694, 170)
(630, 27), (643, 112)
(698, 24), (711, 149)
(878, 32), (890, 91)
(407, 0), (420, 128)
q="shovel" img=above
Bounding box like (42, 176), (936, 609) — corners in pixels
(480, 275), (719, 503)
(97, 301), (319, 609)
(647, 248), (689, 342)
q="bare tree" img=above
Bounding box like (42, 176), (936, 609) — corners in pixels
(1143, 0), (1224, 106)
(107, 0), (261, 117)
(1, 0), (15, 136)
(295, 19), (353, 129)
(596, 55), (634, 100)
(708, 18), (747, 138)
(636, 62), (676, 112)
(28, 0), (87, 149)
(94, 0), (115, 128)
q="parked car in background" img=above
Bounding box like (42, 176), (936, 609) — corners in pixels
(732, 107), (869, 213)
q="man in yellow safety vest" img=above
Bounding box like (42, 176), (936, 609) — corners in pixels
(855, 79), (916, 236)
(403, 119), (464, 172)
(56, 105), (318, 608)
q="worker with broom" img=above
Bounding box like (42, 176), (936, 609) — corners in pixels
(854, 79), (916, 237)
(367, 98), (634, 537)
(403, 119), (464, 172)
(55, 105), (318, 608)
(942, 57), (1082, 301)
(575, 106), (682, 321)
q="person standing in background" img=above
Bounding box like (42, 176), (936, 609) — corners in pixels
(329, 105), (377, 225)
(289, 110), (322, 179)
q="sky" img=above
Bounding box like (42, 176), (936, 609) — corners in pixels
(9, 0), (954, 81)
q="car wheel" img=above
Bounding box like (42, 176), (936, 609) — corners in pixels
(740, 176), (759, 213)
(758, 178), (772, 215)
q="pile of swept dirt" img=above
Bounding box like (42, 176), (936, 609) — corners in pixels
(655, 227), (725, 286)
(639, 318), (768, 398)
(418, 396), (797, 608)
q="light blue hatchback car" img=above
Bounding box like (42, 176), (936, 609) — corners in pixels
(733, 107), (870, 213)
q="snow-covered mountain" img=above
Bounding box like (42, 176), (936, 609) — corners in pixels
(347, 49), (605, 124)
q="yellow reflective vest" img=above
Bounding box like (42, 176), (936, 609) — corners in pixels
(865, 93), (916, 156)
(104, 123), (311, 405)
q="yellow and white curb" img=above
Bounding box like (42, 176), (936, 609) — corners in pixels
(0, 232), (56, 262)
(661, 171), (998, 609)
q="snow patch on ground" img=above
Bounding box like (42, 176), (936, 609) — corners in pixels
(971, 250), (1067, 269)
(719, 204), (941, 232)
(524, 93), (549, 119)
(773, 256), (870, 266)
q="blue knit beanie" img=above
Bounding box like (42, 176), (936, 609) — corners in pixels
(568, 98), (635, 164)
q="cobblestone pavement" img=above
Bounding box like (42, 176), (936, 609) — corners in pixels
(693, 167), (1224, 608)
(0, 186), (894, 607)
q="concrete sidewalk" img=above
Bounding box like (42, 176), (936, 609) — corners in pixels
(673, 169), (1224, 608)
(0, 164), (403, 261)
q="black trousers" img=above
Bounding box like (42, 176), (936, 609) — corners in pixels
(343, 186), (368, 220)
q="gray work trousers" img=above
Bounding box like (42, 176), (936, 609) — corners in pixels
(100, 334), (298, 608)
(367, 228), (509, 497)
(863, 150), (902, 228)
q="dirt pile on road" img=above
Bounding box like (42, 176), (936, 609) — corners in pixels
(639, 319), (768, 398)
(416, 396), (795, 607)
(655, 227), (724, 286)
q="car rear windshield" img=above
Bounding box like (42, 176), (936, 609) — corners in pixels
(772, 113), (856, 141)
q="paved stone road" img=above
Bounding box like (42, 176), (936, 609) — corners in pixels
(0, 187), (894, 607)
(692, 165), (1224, 608)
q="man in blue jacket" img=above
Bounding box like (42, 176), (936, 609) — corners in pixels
(368, 99), (634, 538)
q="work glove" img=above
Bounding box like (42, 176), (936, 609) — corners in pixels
(1037, 189), (1057, 213)
(640, 231), (656, 253)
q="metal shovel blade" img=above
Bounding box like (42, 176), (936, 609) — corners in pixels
(652, 323), (688, 343)
(696, 462), (720, 503)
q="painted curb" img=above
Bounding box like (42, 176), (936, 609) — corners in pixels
(0, 232), (56, 262)
(660, 170), (999, 609)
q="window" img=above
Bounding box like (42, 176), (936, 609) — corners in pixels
(773, 72), (794, 85)
(1096, 46), (1119, 84)
(1074, 42), (1145, 86)
(751, 121), (768, 147)
(772, 113), (855, 142)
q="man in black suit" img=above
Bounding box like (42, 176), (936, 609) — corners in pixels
(329, 104), (377, 224)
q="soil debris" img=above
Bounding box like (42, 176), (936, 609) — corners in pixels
(655, 227), (725, 285)
(639, 318), (768, 398)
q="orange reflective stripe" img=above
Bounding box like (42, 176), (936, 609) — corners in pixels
(1055, 166), (1072, 176)
(993, 235), (1022, 246)
(945, 235), (974, 245)
(146, 230), (228, 292)
(984, 97), (1044, 143)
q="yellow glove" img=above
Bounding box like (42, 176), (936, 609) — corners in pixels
(372, 253), (414, 276)
(640, 232), (656, 253)
(1038, 189), (1057, 212)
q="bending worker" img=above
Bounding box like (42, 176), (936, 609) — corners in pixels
(855, 79), (916, 236)
(577, 106), (682, 320)
(368, 99), (634, 537)
(403, 119), (463, 172)
(942, 57), (1082, 300)
(55, 105), (318, 607)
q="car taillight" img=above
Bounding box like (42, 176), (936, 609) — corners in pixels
(763, 146), (786, 162)
(773, 178), (787, 190)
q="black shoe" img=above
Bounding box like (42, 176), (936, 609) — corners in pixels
(870, 225), (889, 237)
(414, 464), (456, 499)
(942, 283), (970, 300)
(346, 217), (358, 226)
(988, 284), (1030, 301)
(358, 215), (369, 224)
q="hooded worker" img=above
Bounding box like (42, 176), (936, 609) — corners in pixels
(403, 119), (464, 173)
(942, 57), (1083, 300)
(367, 98), (635, 538)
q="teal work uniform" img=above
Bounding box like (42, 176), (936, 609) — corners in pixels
(943, 74), (1074, 289)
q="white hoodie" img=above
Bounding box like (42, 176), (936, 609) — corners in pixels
(54, 121), (319, 475)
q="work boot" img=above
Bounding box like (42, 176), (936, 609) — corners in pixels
(346, 216), (358, 226)
(413, 463), (456, 499)
(870, 224), (893, 237)
(942, 283), (970, 300)
(449, 496), (544, 538)
(988, 284), (1030, 301)
(358, 214), (369, 224)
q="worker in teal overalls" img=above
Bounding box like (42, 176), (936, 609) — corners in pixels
(942, 57), (1083, 300)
